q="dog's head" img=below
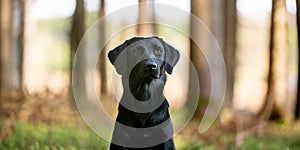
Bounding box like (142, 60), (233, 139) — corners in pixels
(108, 37), (180, 82)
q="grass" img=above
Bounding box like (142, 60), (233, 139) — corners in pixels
(181, 142), (218, 150)
(0, 122), (108, 150)
(1, 121), (300, 150)
(181, 134), (300, 150)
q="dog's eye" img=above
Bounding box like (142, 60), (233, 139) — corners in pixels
(154, 48), (162, 55)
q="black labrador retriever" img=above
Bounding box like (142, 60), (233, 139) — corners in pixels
(108, 37), (180, 150)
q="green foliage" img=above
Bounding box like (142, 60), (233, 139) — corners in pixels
(0, 122), (108, 150)
(35, 18), (71, 72)
(46, 45), (70, 71)
(180, 134), (300, 150)
(231, 135), (294, 150)
(37, 18), (71, 35)
(1, 121), (300, 150)
(181, 142), (218, 150)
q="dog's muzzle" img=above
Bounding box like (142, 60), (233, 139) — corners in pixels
(141, 60), (160, 79)
(146, 61), (158, 71)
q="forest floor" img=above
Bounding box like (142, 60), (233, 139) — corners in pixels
(0, 91), (300, 150)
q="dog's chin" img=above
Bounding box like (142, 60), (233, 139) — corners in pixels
(142, 73), (160, 82)
(149, 75), (159, 81)
(145, 75), (158, 80)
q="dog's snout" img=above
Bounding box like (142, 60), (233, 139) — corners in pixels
(146, 62), (157, 70)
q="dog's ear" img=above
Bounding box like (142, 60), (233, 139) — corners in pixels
(108, 37), (144, 75)
(157, 37), (180, 74)
(108, 41), (128, 75)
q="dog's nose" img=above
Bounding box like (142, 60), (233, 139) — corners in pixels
(146, 62), (157, 70)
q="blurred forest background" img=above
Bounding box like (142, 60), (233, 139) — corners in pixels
(1, 0), (300, 149)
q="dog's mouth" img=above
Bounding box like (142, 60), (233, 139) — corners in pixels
(150, 74), (159, 79)
(142, 69), (160, 80)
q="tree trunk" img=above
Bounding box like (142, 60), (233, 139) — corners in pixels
(0, 0), (24, 94)
(296, 0), (300, 120)
(224, 0), (237, 105)
(99, 0), (107, 95)
(266, 0), (290, 122)
(218, 0), (237, 133)
(70, 0), (85, 72)
(0, 0), (2, 97)
(0, 0), (13, 94)
(232, 2), (289, 144)
(190, 0), (212, 119)
(137, 0), (155, 36)
(210, 0), (225, 50)
(15, 0), (25, 90)
(70, 0), (85, 106)
(0, 0), (25, 142)
(190, 0), (211, 97)
(244, 0), (290, 129)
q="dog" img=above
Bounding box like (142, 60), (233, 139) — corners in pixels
(108, 37), (180, 150)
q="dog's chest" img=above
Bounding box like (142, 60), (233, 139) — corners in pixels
(117, 100), (169, 128)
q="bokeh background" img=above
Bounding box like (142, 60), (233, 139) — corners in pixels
(1, 0), (300, 149)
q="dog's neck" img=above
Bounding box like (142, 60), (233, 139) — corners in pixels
(122, 74), (151, 101)
(121, 73), (166, 102)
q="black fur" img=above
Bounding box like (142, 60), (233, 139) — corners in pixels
(108, 37), (180, 150)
